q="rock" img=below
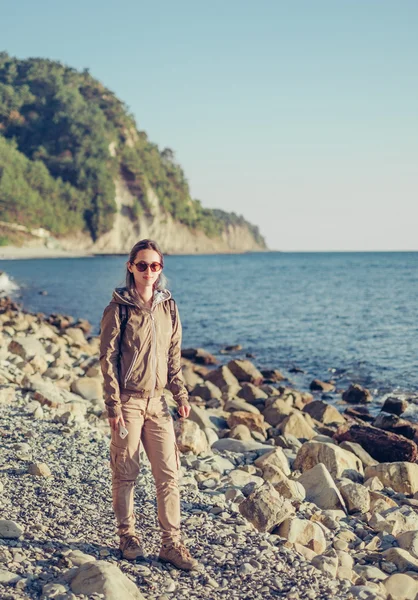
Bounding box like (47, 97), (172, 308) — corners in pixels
(254, 447), (290, 476)
(369, 506), (418, 536)
(224, 398), (261, 414)
(239, 482), (294, 532)
(365, 477), (384, 491)
(41, 582), (68, 597)
(181, 348), (218, 365)
(262, 398), (294, 427)
(8, 336), (46, 360)
(205, 365), (239, 390)
(382, 397), (409, 416)
(29, 354), (49, 374)
(228, 469), (264, 489)
(397, 531), (418, 559)
(382, 548), (418, 572)
(0, 568), (22, 584)
(311, 554), (338, 577)
(0, 386), (15, 404)
(188, 404), (220, 431)
(384, 573), (418, 600)
(335, 424), (418, 463)
(227, 359), (263, 384)
(279, 412), (317, 440)
(181, 366), (204, 390)
(354, 565), (387, 581)
(261, 369), (285, 382)
(342, 384), (373, 404)
(278, 518), (326, 554)
(261, 464), (305, 500)
(28, 462), (52, 477)
(294, 441), (364, 480)
(369, 490), (398, 513)
(303, 400), (345, 425)
(227, 411), (266, 435)
(190, 381), (222, 400)
(30, 380), (88, 413)
(0, 520), (24, 539)
(364, 462), (418, 495)
(310, 379), (335, 393)
(65, 549), (96, 566)
(373, 413), (417, 440)
(298, 463), (347, 511)
(237, 383), (268, 403)
(211, 438), (268, 453)
(70, 560), (145, 598)
(339, 441), (378, 468)
(339, 482), (370, 514)
(65, 327), (87, 345)
(70, 377), (103, 400)
(229, 424), (253, 441)
(174, 419), (209, 455)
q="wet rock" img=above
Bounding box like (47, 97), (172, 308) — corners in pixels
(365, 462), (418, 495)
(342, 384), (373, 404)
(294, 441), (364, 480)
(310, 379), (335, 393)
(303, 400), (346, 425)
(382, 397), (409, 416)
(278, 518), (326, 554)
(298, 463), (347, 511)
(239, 482), (294, 532)
(174, 419), (209, 455)
(227, 359), (263, 384)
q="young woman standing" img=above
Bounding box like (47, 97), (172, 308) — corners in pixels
(100, 239), (197, 570)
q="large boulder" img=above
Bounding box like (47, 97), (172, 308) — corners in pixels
(254, 447), (290, 476)
(364, 462), (418, 495)
(0, 520), (24, 539)
(205, 365), (239, 390)
(8, 336), (46, 360)
(30, 381), (87, 414)
(297, 463), (347, 511)
(227, 411), (266, 435)
(279, 412), (317, 440)
(303, 401), (345, 425)
(294, 441), (363, 480)
(70, 560), (145, 599)
(339, 482), (370, 514)
(384, 573), (418, 600)
(339, 441), (378, 468)
(71, 377), (103, 401)
(237, 383), (268, 403)
(227, 359), (263, 384)
(190, 381), (222, 400)
(262, 398), (294, 427)
(369, 506), (418, 536)
(174, 419), (209, 455)
(382, 397), (409, 416)
(261, 466), (305, 501)
(397, 531), (418, 559)
(65, 327), (87, 346)
(239, 482), (294, 532)
(342, 384), (372, 404)
(382, 548), (418, 573)
(188, 404), (221, 432)
(224, 398), (260, 414)
(278, 518), (326, 554)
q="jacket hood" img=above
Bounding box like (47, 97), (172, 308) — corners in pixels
(112, 287), (171, 307)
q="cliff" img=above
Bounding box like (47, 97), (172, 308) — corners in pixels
(0, 53), (266, 254)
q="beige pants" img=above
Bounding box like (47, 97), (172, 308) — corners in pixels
(110, 394), (180, 545)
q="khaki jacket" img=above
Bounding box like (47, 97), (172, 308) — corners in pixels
(100, 287), (189, 418)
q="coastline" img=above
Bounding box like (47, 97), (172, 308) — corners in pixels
(1, 294), (418, 598)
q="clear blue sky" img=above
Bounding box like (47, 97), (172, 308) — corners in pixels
(1, 0), (417, 250)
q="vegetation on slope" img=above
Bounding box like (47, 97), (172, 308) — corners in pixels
(0, 53), (266, 246)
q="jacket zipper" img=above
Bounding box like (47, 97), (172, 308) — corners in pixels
(150, 312), (157, 397)
(124, 349), (139, 387)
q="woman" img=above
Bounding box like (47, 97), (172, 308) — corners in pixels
(100, 239), (197, 570)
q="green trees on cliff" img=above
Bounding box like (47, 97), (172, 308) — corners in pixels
(0, 53), (265, 246)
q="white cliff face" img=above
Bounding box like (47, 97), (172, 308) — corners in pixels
(60, 178), (266, 254)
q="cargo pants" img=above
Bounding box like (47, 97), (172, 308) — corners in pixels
(110, 394), (181, 545)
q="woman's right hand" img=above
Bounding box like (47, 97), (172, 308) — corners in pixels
(108, 414), (126, 432)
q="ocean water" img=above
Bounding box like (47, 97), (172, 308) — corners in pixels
(1, 251), (417, 408)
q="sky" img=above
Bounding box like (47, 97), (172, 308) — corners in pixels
(1, 0), (417, 251)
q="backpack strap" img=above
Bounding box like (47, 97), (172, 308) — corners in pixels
(169, 299), (176, 329)
(118, 304), (129, 356)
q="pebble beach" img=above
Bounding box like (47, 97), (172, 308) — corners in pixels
(1, 292), (418, 600)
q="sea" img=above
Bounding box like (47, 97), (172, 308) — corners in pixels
(1, 251), (417, 413)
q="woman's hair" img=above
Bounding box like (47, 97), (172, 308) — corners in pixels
(125, 239), (168, 293)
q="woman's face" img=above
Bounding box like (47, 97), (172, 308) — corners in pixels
(128, 249), (162, 289)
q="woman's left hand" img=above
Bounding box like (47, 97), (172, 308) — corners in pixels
(178, 404), (191, 418)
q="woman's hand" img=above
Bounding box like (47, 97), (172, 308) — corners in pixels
(178, 404), (191, 419)
(108, 414), (126, 432)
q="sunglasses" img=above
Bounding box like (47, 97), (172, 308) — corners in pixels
(133, 261), (163, 273)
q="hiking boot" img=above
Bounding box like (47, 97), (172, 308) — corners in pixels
(119, 534), (145, 560)
(159, 542), (198, 570)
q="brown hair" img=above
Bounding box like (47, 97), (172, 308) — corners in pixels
(125, 239), (167, 293)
